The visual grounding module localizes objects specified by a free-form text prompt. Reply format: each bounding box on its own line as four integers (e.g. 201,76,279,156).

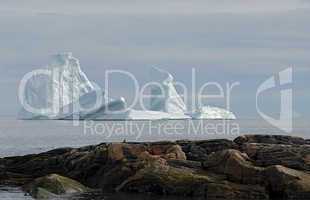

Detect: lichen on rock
24,174,89,199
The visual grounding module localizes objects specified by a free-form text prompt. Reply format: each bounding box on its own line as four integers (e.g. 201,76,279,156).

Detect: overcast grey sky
0,0,309,119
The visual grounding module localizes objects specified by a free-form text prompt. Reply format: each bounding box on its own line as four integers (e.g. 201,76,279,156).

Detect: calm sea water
0,119,309,199
0,119,309,157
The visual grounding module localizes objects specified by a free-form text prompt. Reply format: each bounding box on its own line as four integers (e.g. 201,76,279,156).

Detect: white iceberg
47,52,94,108
19,53,236,120
190,106,236,120
149,67,235,120
83,97,188,120
19,53,91,119
149,67,190,119
18,53,190,120
19,53,125,120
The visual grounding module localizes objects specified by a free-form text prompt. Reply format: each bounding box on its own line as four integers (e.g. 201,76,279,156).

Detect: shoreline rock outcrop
23,174,89,199
0,134,309,199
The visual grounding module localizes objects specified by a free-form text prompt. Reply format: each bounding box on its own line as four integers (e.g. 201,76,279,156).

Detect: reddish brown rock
162,145,186,160
203,149,264,184
107,143,124,161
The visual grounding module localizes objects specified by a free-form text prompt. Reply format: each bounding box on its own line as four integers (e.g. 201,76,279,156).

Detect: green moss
26,174,89,198
127,166,211,196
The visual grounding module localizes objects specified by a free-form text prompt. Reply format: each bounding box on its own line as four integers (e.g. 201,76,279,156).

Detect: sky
0,0,309,120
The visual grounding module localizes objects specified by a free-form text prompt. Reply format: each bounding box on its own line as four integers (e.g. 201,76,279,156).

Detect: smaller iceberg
149,67,190,119
190,106,236,119
149,67,235,120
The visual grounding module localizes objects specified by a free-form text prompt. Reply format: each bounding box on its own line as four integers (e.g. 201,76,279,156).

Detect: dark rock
178,139,238,161
0,172,33,186
180,143,208,161
194,139,239,153
98,161,141,191
167,159,202,169
241,143,310,171
117,158,268,200
234,135,307,145
264,165,310,200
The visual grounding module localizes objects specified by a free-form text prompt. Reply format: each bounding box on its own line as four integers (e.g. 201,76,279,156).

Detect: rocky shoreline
1,134,310,199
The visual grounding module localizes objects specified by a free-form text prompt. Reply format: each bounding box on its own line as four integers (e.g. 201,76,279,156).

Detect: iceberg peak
19,53,95,119
47,52,94,108
50,52,73,66
149,67,187,114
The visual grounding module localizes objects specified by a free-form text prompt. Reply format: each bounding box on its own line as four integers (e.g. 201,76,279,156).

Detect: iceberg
83,97,189,120
19,53,188,120
190,106,236,120
47,52,94,108
19,53,236,120
149,67,236,120
19,53,125,120
91,109,181,120
19,53,93,119
149,67,189,119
